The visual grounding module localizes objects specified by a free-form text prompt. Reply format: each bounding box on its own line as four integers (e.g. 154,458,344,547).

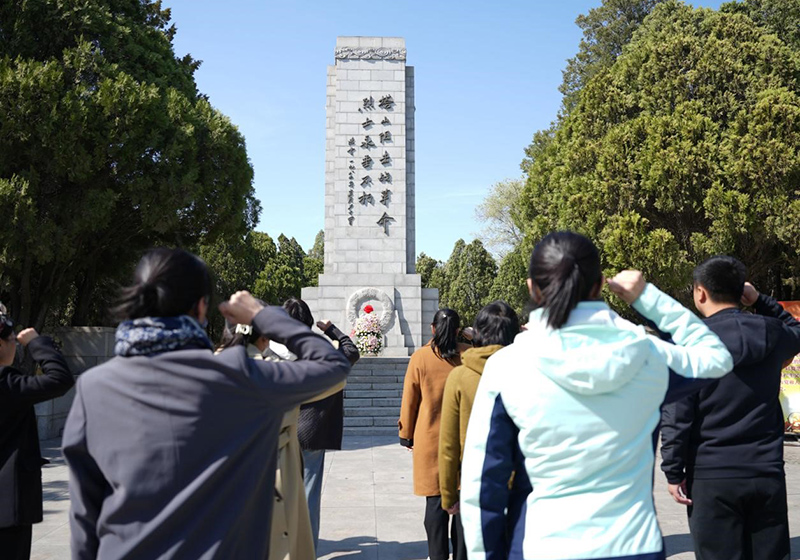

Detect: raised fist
607,270,646,305
219,291,264,326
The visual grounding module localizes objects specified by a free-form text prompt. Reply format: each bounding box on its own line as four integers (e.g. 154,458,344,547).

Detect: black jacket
0,336,73,527
298,324,360,450
661,294,800,483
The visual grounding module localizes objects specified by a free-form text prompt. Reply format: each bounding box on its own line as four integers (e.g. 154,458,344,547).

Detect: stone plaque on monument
301,37,438,356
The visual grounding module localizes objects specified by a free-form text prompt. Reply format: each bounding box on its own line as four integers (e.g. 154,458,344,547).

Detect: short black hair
693,256,746,305
473,301,520,348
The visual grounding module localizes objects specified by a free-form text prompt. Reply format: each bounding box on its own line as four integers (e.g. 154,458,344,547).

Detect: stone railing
34,327,116,440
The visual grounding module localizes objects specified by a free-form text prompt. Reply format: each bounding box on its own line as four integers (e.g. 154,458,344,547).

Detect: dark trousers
424,496,467,560
688,476,789,560
0,524,32,560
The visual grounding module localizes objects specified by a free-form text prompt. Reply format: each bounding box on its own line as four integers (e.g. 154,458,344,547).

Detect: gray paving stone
31,437,800,560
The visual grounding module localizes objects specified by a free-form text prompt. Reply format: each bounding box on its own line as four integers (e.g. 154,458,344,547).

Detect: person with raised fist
460,231,734,560
62,248,350,559
0,303,73,560
661,256,800,560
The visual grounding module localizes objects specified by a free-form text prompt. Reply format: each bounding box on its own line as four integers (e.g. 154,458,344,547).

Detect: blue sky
164,0,724,261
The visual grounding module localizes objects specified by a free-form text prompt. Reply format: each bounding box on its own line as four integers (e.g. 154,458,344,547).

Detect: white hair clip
235,324,253,336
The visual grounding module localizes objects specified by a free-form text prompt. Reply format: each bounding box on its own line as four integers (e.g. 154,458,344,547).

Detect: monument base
302,273,438,356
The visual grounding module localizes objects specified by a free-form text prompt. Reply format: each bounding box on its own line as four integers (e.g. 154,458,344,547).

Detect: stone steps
342,356,409,436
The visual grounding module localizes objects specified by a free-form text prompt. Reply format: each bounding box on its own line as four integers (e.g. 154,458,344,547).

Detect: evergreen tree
560,0,665,114
723,0,800,51
303,230,325,288
489,243,532,318
0,0,259,328
517,1,800,302
254,235,307,305
432,240,498,326
416,253,442,289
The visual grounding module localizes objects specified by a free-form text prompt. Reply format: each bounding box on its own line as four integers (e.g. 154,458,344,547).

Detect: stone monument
301,37,438,356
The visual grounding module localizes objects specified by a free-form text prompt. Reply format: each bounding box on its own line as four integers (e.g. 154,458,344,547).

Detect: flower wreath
345,287,394,331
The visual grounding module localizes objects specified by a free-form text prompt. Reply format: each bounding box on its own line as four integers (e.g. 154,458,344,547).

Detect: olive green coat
438,345,504,509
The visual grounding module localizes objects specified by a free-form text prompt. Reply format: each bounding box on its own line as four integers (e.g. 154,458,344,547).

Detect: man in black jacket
0,304,74,559
661,257,800,560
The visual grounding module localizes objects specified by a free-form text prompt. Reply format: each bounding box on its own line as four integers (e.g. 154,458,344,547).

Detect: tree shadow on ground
318,536,427,560
666,534,799,559
339,435,398,452
790,536,800,559
42,478,70,502
663,533,693,557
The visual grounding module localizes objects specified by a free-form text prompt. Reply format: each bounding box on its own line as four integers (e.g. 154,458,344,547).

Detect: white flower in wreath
346,287,394,332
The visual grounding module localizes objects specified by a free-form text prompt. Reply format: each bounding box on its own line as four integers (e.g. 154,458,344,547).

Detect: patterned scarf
115,316,213,357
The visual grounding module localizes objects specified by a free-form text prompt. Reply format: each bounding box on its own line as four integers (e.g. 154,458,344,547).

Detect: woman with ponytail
399,308,470,560
61,248,351,559
460,231,734,560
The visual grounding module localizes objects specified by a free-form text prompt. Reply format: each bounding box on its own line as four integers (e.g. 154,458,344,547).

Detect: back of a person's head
473,301,520,348
431,308,460,364
693,256,746,305
113,248,212,321
283,298,314,327
529,231,602,330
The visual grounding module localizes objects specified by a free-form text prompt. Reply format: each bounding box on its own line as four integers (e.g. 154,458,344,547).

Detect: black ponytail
528,232,602,330
431,308,461,365
112,248,212,321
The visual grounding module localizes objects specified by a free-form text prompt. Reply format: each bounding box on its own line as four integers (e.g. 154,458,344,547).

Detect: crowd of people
0,230,797,560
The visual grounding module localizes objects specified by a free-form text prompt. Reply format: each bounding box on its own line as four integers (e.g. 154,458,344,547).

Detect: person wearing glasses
0,303,74,559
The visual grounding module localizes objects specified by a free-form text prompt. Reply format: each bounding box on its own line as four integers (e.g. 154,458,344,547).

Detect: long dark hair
473,301,520,348
431,308,461,365
529,231,602,329
112,248,212,321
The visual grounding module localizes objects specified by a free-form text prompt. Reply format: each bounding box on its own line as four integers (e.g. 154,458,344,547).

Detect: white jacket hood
525,301,652,395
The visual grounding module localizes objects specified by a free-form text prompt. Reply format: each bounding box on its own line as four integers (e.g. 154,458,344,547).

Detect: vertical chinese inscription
342,82,398,229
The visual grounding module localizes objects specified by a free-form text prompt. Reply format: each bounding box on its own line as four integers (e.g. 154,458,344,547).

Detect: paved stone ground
31,437,800,559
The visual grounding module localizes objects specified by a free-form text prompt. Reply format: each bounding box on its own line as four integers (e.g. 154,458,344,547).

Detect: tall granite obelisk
301,37,438,356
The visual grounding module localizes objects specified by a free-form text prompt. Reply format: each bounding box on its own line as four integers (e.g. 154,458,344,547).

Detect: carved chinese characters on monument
377,212,395,235
348,160,355,225
346,91,397,231
359,192,374,206
379,95,394,109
